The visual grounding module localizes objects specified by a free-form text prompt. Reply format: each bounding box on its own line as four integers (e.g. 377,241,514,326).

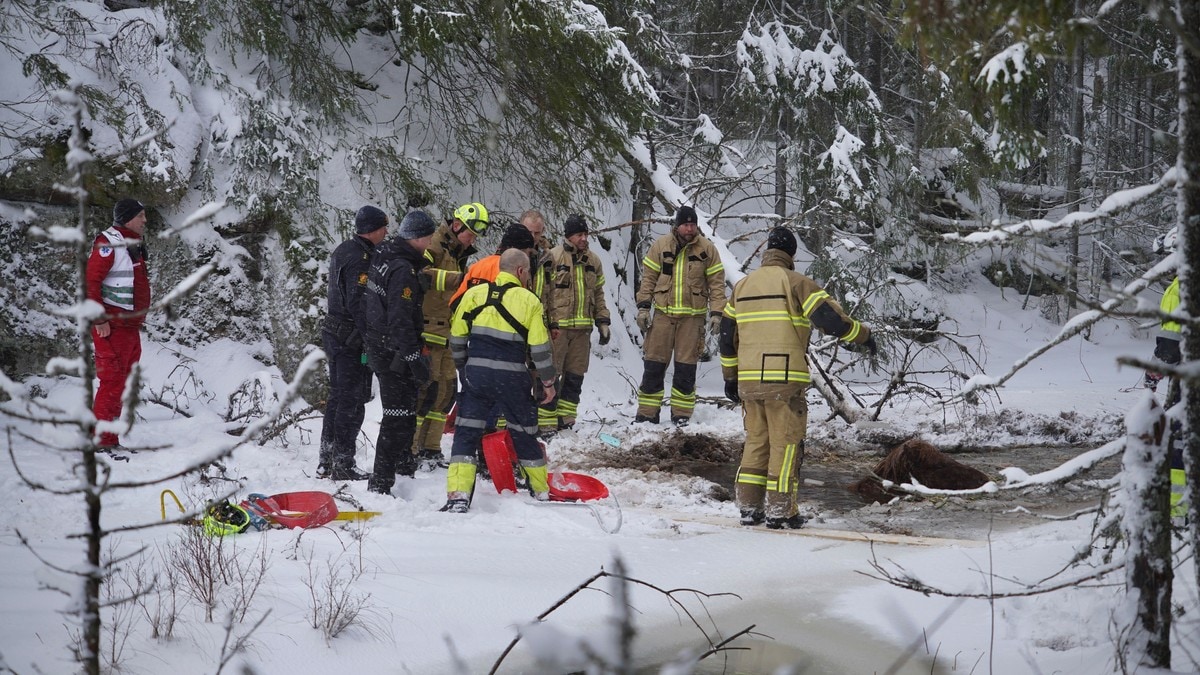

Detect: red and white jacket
86,225,150,328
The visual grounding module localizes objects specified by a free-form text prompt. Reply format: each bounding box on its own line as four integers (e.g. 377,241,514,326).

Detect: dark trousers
319,331,371,470
451,366,542,464
369,369,419,491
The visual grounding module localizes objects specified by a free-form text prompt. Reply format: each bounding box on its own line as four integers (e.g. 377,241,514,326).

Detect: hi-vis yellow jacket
421,223,476,345
546,240,610,329
636,232,726,317
719,249,870,400
1160,277,1181,339
449,271,556,383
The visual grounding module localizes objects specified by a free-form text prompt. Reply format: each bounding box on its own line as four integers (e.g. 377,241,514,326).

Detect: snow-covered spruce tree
899,0,1177,311
898,1,1197,668
0,1,192,375
380,0,661,215
0,81,320,675
1162,0,1200,614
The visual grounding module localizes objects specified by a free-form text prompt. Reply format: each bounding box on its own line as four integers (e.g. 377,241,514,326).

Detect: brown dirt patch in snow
591,431,1124,539
607,432,742,471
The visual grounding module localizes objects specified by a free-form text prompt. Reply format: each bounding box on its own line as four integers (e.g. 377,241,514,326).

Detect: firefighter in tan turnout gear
412,202,489,470
634,205,726,425
539,214,611,434
720,228,876,529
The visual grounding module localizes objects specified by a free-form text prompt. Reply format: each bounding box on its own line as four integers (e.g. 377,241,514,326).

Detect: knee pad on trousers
673,361,697,393
640,360,668,392
561,372,585,403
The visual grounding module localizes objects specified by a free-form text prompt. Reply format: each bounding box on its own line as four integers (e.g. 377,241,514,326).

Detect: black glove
864,335,878,357
411,353,432,383
724,380,740,404
598,324,611,346
391,351,430,381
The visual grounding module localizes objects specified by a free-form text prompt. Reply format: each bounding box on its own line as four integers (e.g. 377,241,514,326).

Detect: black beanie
499,222,536,251
766,227,798,257
396,210,436,240
355,205,388,234
113,198,144,227
674,205,698,227
564,214,588,238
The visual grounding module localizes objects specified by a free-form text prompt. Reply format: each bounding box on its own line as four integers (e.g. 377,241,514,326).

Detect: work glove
410,353,432,384
724,380,740,404
636,308,652,336
708,313,722,335
391,351,431,383
1144,369,1163,391
598,324,611,346
864,335,878,357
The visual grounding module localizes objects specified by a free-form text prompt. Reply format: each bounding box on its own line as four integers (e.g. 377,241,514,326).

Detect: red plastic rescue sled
480,430,609,502
242,491,339,529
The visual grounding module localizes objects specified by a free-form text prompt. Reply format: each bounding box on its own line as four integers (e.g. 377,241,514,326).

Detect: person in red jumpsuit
86,198,151,449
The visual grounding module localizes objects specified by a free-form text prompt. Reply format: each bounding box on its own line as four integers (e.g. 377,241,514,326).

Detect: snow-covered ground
3,266,1196,674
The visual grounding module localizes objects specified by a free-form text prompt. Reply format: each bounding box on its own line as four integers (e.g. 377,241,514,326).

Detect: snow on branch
944,168,1177,244
954,263,1174,401
977,42,1042,89
158,201,226,238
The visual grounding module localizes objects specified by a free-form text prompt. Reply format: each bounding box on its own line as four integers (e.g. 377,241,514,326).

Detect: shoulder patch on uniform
98,246,113,257
357,272,368,286
402,287,413,300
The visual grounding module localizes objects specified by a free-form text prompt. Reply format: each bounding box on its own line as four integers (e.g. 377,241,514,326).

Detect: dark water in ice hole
676,459,870,513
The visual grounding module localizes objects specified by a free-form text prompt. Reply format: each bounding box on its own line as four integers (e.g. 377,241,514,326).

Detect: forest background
1,0,1199,673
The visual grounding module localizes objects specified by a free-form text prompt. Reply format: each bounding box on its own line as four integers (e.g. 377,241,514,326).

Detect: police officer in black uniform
318,205,391,480
360,210,437,495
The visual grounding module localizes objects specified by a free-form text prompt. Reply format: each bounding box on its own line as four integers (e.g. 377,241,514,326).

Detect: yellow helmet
453,202,490,235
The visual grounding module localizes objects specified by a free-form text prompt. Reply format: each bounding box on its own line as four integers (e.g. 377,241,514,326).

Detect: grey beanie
397,210,437,240
355,205,388,234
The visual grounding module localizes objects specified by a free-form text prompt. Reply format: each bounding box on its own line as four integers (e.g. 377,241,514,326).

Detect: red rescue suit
86,225,150,447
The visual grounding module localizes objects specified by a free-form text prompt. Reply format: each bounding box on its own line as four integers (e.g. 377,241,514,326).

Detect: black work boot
739,509,765,526
765,514,807,530
633,413,660,424
330,465,370,481
395,454,418,477
366,479,394,497
671,416,690,427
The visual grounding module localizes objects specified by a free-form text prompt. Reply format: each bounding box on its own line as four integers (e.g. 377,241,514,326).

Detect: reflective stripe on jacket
719,249,869,400
636,232,726,316
450,271,556,383
86,225,150,328
546,241,610,329
421,224,475,345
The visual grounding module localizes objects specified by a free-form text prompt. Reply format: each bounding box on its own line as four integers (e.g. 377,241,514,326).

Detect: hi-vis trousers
636,314,702,420
414,344,456,453
734,394,808,519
